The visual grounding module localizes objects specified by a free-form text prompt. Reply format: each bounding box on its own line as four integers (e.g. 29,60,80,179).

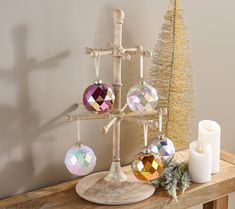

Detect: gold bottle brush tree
148,0,194,149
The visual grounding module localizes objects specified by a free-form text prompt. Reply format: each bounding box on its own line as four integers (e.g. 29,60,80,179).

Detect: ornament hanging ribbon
143,122,148,148
76,118,81,146
94,53,101,79
159,108,163,133
140,54,144,80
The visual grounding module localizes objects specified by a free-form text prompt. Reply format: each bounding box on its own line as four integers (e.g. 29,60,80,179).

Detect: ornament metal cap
75,142,83,147
94,79,103,85
143,147,151,154
157,133,165,141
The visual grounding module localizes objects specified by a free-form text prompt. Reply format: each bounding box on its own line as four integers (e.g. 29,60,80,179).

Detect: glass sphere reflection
127,81,158,113
64,144,96,176
83,81,115,113
131,150,163,181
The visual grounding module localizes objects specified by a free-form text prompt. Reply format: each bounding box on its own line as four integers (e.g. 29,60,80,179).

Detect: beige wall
0,0,234,207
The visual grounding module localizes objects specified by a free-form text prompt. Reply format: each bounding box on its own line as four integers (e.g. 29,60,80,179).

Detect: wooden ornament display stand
65,9,161,205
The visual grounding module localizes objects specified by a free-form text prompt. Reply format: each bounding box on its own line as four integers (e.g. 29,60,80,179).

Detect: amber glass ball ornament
131,149,164,182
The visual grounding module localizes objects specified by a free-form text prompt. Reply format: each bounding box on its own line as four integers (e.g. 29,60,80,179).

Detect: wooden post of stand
104,9,127,182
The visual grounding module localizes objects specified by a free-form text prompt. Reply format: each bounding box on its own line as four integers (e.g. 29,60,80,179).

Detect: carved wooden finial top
113,9,124,24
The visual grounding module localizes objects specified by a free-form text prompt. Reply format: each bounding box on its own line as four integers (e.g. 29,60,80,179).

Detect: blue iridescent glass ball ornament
148,134,175,166
64,144,96,176
127,81,158,113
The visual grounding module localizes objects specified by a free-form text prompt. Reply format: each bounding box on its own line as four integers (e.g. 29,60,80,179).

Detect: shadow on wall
0,25,77,199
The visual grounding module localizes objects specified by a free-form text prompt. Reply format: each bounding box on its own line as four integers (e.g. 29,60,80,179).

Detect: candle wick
207,124,214,132
198,146,203,153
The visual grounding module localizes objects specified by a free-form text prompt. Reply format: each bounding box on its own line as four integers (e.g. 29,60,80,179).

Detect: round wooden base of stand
76,171,156,205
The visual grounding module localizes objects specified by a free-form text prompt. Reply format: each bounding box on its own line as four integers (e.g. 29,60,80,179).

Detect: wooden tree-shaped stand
66,9,161,205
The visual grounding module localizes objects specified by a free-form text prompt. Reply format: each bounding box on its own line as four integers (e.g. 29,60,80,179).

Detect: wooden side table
0,150,234,209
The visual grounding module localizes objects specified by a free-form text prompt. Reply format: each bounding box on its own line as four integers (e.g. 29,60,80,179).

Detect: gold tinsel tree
148,0,194,149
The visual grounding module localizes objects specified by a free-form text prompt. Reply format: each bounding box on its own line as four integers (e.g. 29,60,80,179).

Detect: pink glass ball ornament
64,144,96,176
83,80,115,113
127,81,158,113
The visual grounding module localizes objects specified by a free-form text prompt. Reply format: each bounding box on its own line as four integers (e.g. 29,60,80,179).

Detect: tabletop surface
0,150,235,209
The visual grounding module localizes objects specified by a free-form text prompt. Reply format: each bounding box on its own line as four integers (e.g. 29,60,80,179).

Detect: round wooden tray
76,171,156,205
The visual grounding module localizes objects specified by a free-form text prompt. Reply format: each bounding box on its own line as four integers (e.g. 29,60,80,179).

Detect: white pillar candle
189,141,212,183
198,120,221,174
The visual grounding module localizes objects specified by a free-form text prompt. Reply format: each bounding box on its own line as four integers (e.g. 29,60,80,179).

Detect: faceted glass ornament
127,81,158,113
131,150,164,181
83,81,115,113
148,136,175,166
64,144,96,176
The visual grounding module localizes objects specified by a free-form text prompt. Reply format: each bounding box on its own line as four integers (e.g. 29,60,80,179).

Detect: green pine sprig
152,161,191,202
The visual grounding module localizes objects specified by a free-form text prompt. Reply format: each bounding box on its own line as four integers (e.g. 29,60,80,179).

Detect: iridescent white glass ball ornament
64,144,96,176
148,134,175,167
127,81,158,113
